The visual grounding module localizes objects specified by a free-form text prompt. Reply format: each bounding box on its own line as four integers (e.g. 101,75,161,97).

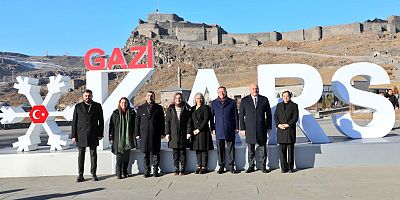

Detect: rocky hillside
2,23,400,108
0,53,84,106
125,32,400,105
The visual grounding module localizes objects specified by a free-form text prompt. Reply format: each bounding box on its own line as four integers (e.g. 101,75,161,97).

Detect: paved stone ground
1,165,400,200
1,118,400,199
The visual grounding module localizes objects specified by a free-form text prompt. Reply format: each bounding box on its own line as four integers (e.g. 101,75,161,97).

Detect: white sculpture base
1,135,400,178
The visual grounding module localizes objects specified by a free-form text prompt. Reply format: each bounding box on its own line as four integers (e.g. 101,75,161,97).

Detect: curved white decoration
258,64,330,144
331,62,395,138
188,69,220,106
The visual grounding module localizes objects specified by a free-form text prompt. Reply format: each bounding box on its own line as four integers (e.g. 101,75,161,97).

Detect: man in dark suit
72,89,104,182
239,83,272,173
210,86,239,174
274,91,299,173
135,91,165,178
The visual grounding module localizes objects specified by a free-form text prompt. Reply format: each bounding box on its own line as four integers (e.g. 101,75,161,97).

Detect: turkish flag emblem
29,105,49,124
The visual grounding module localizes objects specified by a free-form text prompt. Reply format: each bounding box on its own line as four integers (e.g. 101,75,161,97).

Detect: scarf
118,108,132,153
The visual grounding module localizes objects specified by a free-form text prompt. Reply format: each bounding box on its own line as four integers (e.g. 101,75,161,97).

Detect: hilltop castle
132,13,400,45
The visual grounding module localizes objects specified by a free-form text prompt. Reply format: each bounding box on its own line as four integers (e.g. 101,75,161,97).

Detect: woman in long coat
109,97,136,179
165,92,192,175
274,91,299,173
190,92,214,174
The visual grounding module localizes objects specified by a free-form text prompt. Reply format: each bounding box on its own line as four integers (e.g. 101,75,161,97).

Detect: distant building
160,87,191,109
134,13,227,45
69,79,85,90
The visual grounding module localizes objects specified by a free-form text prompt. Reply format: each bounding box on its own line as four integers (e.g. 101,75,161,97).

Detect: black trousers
172,148,186,171
279,143,295,171
247,143,267,169
217,139,235,168
78,146,97,176
116,150,131,176
143,152,160,172
195,150,208,168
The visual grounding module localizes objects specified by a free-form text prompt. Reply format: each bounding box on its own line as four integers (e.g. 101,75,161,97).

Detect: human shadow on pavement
14,188,105,200
0,188,25,195
97,174,114,181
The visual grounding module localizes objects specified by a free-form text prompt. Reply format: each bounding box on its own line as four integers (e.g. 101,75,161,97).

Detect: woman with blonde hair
189,93,214,174
393,86,399,99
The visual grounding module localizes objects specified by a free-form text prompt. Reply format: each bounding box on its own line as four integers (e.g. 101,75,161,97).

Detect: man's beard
84,98,92,104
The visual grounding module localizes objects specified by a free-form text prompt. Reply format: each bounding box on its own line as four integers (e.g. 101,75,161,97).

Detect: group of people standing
71,84,299,182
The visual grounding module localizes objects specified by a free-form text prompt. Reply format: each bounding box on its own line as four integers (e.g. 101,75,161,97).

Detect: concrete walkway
1,165,400,200
2,118,400,199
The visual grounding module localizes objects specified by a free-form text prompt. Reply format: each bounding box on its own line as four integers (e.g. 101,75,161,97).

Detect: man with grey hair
239,83,272,173
210,86,239,174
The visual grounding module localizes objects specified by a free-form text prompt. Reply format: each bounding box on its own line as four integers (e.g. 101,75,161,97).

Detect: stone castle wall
222,32,280,45
176,26,206,41
322,23,362,38
304,26,322,41
135,13,400,45
388,16,400,32
147,13,183,23
363,22,387,33
281,29,305,41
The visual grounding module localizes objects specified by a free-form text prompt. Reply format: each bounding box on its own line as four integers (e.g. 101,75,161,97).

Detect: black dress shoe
230,169,237,174
245,167,255,173
281,170,288,173
123,174,131,178
288,169,295,173
179,168,185,174
195,168,201,174
117,175,122,179
143,171,151,178
261,168,269,173
92,175,99,181
76,176,84,182
217,167,225,174
174,169,179,176
153,169,160,177
200,168,208,174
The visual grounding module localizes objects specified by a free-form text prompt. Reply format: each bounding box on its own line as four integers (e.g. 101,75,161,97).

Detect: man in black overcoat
72,89,104,182
274,91,299,173
386,89,399,109
135,91,165,177
239,83,272,173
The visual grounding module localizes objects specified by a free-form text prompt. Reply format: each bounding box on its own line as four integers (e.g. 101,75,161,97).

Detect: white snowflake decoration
0,75,75,151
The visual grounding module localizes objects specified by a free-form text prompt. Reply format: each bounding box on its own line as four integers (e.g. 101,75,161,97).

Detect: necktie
253,97,257,108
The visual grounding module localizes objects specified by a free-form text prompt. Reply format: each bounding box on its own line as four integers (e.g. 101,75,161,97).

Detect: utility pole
177,66,182,88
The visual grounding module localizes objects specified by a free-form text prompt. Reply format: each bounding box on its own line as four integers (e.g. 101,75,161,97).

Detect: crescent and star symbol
29,105,49,124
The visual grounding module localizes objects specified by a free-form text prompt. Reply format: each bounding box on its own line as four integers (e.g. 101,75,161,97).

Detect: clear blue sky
1,0,399,56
